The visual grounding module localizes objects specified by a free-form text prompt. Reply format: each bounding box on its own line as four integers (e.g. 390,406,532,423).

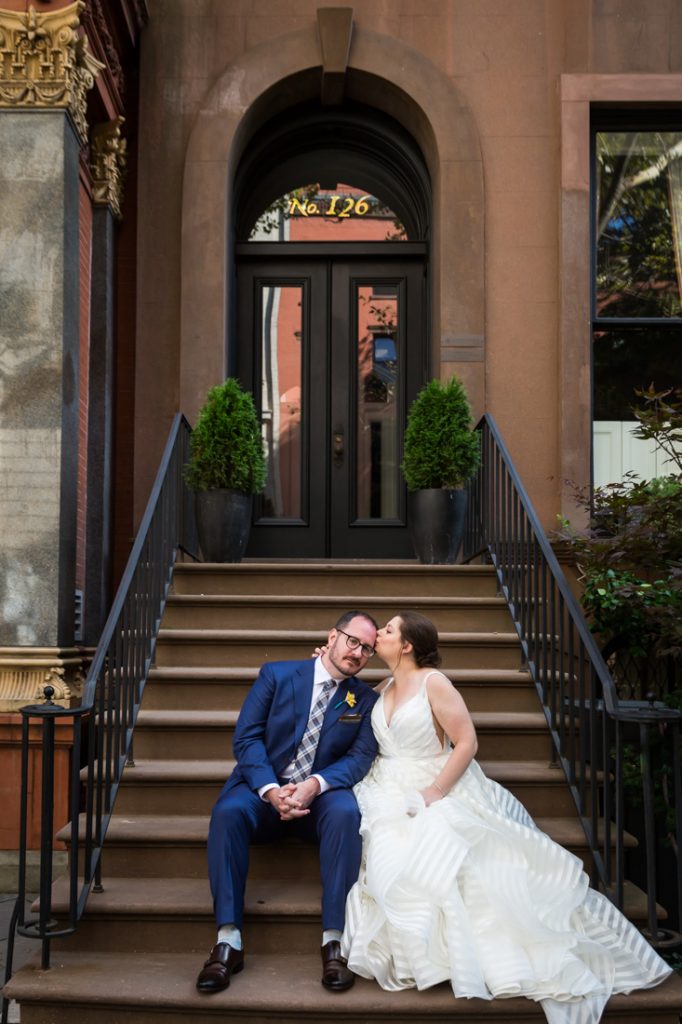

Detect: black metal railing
462,413,682,947
3,415,198,1018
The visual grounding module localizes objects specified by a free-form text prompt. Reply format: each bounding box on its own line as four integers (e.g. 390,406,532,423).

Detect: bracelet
433,780,445,797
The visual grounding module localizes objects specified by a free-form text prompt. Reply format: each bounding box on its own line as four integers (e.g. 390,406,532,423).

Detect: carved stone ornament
0,1,104,142
91,116,127,218
0,646,86,711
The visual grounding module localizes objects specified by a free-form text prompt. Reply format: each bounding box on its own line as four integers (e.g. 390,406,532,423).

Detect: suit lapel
291,661,315,749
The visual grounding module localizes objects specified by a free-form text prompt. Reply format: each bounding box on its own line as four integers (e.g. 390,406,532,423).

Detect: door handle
333,430,344,464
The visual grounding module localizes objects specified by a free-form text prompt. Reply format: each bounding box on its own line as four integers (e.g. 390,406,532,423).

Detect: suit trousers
207,781,363,932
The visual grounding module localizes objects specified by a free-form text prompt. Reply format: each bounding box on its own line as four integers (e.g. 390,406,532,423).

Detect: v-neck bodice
373,673,448,759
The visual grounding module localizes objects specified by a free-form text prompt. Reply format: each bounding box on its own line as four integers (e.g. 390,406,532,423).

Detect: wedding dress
341,673,672,1024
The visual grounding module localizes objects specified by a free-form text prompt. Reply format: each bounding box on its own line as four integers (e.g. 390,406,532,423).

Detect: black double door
237,245,427,558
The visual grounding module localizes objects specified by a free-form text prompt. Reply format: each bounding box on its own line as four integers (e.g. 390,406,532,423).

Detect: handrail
3,414,198,1014
462,413,682,946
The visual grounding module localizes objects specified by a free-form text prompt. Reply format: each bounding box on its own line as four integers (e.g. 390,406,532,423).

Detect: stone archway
180,17,484,423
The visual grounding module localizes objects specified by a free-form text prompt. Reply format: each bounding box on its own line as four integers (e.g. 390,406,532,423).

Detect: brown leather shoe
196,943,244,993
321,940,354,991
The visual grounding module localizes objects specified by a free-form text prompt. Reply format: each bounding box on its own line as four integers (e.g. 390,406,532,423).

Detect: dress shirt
258,657,343,801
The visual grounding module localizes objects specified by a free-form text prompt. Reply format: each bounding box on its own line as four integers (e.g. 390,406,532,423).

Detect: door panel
330,262,424,557
237,254,425,558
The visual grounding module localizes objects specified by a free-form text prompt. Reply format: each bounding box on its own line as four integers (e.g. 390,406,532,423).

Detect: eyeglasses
337,629,375,658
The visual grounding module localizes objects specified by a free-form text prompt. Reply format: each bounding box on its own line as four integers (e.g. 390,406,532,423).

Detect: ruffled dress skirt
341,682,672,1024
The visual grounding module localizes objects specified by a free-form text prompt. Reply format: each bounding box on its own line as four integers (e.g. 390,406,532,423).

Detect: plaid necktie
289,679,335,783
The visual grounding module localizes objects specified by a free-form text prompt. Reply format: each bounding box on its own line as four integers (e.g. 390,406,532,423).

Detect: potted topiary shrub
401,376,480,563
185,378,266,562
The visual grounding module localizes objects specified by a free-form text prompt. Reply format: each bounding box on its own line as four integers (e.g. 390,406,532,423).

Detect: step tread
6,950,681,1017
157,628,520,644
58,812,637,849
147,666,534,683
132,710,547,730
109,758,568,785
175,561,497,574
46,874,668,923
166,594,508,607
48,875,318,916
85,759,237,782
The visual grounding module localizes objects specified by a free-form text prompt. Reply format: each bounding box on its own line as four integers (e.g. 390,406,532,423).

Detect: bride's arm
420,673,478,806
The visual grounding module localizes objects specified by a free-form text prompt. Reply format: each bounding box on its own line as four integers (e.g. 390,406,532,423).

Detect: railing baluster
460,413,681,947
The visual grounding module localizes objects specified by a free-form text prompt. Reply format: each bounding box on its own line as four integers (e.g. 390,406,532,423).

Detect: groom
196,610,379,994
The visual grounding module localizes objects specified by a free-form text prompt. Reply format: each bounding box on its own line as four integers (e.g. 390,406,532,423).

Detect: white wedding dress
341,674,672,1024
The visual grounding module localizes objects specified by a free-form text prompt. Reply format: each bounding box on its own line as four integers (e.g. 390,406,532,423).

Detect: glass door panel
330,260,424,558
355,284,399,520
259,284,303,521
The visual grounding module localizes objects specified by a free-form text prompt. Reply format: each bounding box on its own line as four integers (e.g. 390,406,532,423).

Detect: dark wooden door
237,247,426,558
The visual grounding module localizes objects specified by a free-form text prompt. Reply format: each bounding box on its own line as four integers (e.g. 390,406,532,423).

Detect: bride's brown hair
397,611,442,668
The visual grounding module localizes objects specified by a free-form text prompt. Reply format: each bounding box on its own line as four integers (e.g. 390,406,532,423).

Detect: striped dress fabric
341,673,672,1024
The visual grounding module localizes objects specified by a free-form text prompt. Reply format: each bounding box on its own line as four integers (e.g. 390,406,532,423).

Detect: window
592,113,682,485
249,183,407,241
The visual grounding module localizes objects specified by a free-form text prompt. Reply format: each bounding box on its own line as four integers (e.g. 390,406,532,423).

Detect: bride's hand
420,784,445,807
312,643,329,657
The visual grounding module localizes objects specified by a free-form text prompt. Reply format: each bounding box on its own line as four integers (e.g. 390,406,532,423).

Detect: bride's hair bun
417,648,442,668
397,611,442,668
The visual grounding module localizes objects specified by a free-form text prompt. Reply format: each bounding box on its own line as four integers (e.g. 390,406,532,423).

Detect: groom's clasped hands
267,779,317,819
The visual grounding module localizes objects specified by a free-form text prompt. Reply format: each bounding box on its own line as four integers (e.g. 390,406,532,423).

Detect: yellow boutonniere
334,690,357,710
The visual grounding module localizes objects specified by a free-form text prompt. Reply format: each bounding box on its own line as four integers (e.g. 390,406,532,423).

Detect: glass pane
593,327,682,420
260,285,303,519
249,183,407,241
356,285,399,519
595,131,682,317
592,327,682,485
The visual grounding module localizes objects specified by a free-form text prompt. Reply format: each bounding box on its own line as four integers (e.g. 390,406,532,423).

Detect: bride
340,611,672,1024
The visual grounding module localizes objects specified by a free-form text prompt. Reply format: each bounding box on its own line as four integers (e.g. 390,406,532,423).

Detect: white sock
322,928,342,946
218,924,242,950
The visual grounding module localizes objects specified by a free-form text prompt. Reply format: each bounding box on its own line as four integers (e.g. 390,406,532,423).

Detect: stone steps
154,629,523,669
128,708,554,761
170,561,501,597
58,812,637,881
107,757,577,817
7,951,682,1024
162,593,513,631
7,560,677,1024
143,666,539,712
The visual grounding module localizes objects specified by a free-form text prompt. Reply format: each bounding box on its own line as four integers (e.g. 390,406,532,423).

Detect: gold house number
288,195,371,218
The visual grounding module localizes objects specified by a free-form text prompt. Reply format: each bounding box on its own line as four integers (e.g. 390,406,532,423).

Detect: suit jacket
227,659,379,793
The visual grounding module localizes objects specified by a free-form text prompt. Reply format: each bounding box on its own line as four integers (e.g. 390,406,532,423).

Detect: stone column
0,2,103,707
83,117,126,644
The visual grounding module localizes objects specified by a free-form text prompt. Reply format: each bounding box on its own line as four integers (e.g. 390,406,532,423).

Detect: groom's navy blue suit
208,658,379,932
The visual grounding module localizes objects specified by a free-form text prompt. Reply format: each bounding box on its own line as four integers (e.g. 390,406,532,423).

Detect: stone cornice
0,1,104,142
90,115,127,218
0,646,87,710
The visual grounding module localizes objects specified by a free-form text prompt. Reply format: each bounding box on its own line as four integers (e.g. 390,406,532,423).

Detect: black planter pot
195,489,253,562
408,488,467,564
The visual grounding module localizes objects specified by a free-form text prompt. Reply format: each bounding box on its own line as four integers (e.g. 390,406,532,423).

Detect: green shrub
401,376,480,491
185,379,266,494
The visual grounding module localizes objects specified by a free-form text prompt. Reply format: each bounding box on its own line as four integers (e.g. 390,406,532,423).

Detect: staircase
5,561,682,1023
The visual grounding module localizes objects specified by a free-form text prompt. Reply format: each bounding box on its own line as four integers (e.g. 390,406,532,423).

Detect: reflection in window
593,327,682,485
356,285,399,519
596,132,682,317
259,285,303,520
249,183,407,241
594,329,682,420
593,128,682,486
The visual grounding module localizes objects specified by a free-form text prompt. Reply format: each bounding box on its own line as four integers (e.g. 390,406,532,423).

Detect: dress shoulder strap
378,676,394,695
421,670,443,691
